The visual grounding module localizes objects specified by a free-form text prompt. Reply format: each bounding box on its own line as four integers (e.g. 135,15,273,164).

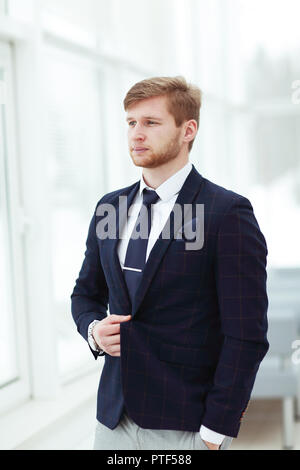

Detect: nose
131,122,146,142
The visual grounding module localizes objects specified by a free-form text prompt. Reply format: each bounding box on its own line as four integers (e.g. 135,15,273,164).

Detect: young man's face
126,95,184,169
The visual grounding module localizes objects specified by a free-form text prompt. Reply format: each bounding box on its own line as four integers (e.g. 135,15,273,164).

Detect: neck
142,155,189,189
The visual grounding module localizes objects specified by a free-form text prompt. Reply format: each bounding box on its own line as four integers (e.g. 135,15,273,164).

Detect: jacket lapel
131,165,204,318
104,181,140,313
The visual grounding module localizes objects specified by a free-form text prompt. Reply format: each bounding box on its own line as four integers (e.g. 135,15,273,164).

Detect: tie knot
142,188,160,207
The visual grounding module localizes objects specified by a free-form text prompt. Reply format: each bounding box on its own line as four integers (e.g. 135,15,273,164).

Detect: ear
183,119,197,144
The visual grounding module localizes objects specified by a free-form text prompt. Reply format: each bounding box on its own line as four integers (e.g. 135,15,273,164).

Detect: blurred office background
0,0,300,450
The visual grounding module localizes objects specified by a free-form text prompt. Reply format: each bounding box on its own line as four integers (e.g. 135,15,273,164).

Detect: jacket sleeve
201,195,269,437
71,202,109,359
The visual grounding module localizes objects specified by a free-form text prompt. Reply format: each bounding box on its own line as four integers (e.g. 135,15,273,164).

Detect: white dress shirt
118,162,192,266
89,161,226,446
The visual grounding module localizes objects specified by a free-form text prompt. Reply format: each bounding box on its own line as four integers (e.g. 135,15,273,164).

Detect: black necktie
123,188,160,303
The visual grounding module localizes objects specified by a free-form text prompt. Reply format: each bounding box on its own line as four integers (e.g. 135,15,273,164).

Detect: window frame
0,41,31,415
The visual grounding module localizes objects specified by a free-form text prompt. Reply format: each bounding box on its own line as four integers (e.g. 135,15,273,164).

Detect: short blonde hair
123,76,202,151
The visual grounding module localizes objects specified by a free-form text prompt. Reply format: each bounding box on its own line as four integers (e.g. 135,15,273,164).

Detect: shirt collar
139,161,192,202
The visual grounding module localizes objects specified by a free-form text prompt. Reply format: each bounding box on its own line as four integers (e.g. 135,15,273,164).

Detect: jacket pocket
159,342,216,368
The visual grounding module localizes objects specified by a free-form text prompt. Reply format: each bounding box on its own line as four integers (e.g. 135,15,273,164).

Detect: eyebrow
126,116,163,122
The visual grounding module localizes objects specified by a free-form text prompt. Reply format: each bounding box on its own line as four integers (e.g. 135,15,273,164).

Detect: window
0,65,18,389
0,0,8,15
0,41,30,413
43,45,106,379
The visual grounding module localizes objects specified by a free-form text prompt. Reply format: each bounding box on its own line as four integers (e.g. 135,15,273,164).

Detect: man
71,76,269,451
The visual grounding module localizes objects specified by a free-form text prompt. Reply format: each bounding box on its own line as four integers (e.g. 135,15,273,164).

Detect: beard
130,131,182,169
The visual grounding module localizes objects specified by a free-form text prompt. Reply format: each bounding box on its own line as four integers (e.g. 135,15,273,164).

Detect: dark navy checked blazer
71,164,269,438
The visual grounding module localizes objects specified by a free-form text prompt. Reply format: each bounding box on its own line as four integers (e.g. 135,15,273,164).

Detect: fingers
100,336,121,356
94,315,131,357
98,316,131,336
102,323,121,336
102,334,120,346
108,314,132,324
107,344,121,356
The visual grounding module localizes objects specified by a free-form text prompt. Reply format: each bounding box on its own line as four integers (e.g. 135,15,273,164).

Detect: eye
146,120,157,125
128,121,136,127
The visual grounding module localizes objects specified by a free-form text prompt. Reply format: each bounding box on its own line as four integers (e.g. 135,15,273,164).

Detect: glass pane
0,0,8,15
6,0,34,22
0,66,18,387
41,0,100,33
224,0,300,268
43,47,105,378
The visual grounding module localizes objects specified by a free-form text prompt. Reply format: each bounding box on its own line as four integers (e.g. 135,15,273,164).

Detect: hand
92,314,132,356
203,440,220,450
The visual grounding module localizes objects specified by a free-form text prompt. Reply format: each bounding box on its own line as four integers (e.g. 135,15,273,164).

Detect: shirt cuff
87,320,103,353
199,425,226,445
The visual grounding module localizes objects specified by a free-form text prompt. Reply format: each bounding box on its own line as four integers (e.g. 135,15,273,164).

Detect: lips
133,147,148,151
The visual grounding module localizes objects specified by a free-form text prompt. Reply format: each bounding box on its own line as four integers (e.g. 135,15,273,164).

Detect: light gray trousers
93,411,233,450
